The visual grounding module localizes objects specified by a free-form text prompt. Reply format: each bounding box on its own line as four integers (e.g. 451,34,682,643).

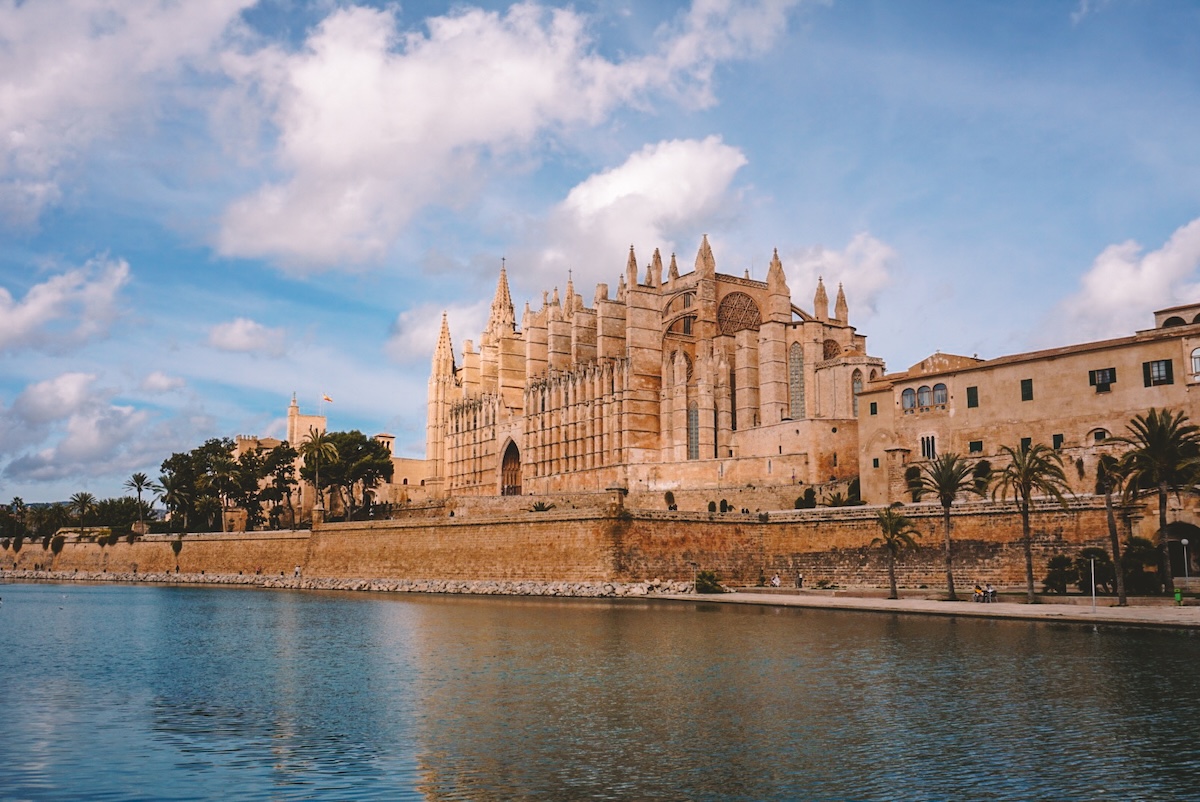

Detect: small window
1020,437,1032,452
1192,347,1200,376
1052,433,1064,450
966,386,979,408
1093,429,1109,442
869,401,878,416
933,383,948,406
917,385,932,408
1144,359,1174,387
902,388,916,413
872,457,880,468
1089,367,1116,393
968,440,983,454
1020,378,1034,401
920,435,937,459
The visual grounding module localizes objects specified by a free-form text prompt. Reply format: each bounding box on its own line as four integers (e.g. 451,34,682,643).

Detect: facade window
869,401,878,416
1020,437,1032,452
917,385,932,408
682,317,693,335
1052,433,1064,450
1144,359,1174,387
872,457,880,468
682,293,692,308
1192,347,1200,376
687,403,699,460
933,383,948,406
902,388,916,413
788,343,805,420
969,440,983,454
852,370,863,417
730,370,738,431
1093,429,1109,442
1089,367,1116,393
920,435,937,459
966,386,979,408
1020,378,1034,401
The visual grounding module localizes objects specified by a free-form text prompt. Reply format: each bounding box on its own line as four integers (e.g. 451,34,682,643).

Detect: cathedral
425,237,884,499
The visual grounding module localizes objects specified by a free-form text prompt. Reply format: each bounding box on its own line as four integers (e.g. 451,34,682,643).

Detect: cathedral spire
649,248,663,287
667,252,679,282
485,260,515,339
695,234,716,277
432,311,457,377
767,248,788,292
626,245,638,287
814,277,829,321
834,282,848,323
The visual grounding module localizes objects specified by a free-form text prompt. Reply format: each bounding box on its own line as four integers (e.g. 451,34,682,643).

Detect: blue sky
2,0,1199,502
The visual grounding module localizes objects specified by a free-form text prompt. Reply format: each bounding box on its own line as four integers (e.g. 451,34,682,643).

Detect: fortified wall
6,501,1136,590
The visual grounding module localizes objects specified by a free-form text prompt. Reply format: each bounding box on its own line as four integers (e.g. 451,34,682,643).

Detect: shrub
707,501,717,513
170,539,183,557
801,488,817,508
1043,554,1076,594
529,501,556,512
972,460,992,494
1074,547,1115,594
1122,537,1161,595
719,500,729,513
0,537,9,551
50,535,66,555
905,466,922,502
13,535,24,553
664,491,675,509
694,570,723,594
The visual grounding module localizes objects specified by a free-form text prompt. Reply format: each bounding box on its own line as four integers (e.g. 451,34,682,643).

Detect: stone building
857,303,1200,506
426,237,884,500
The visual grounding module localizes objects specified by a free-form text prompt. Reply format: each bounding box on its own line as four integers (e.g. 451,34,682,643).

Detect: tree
1075,547,1115,594
991,442,1073,603
155,473,193,533
915,453,982,601
872,505,920,599
1095,454,1129,605
263,442,299,529
70,492,96,537
1110,408,1200,595
124,473,152,535
1043,555,1075,594
299,427,338,512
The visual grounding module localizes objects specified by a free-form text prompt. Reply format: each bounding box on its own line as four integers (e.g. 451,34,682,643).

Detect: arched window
687,403,700,460
1163,316,1186,327
917,385,932,408
823,339,841,360
789,342,805,419
1191,347,1200,376
933,383,948,406
851,369,863,417
902,388,916,413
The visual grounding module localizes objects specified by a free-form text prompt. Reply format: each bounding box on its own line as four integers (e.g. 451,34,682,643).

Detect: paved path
659,591,1200,629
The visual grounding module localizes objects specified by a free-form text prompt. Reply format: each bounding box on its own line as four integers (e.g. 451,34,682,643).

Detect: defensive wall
3,499,1143,590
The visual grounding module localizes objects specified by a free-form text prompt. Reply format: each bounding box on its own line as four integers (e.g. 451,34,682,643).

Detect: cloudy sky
2,0,1199,502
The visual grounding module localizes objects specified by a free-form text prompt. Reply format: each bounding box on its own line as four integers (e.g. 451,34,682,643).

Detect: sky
2,0,1199,503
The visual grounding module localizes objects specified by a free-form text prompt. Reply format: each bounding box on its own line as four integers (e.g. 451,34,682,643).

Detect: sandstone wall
2,501,1124,591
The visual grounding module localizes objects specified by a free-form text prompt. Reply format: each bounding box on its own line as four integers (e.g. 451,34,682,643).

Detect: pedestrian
294,565,301,578
797,572,804,588
985,583,996,602
973,584,984,602
771,573,781,588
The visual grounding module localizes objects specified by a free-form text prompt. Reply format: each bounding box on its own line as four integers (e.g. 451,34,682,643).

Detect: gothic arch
717,292,761,334
789,342,805,419
501,440,521,496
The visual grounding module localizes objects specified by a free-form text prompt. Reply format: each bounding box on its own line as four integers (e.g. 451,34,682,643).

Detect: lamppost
1182,538,1190,593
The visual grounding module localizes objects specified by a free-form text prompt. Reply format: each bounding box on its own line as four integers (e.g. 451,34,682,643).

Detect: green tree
1043,554,1076,594
1121,536,1161,595
872,504,920,599
70,492,96,537
1095,454,1129,605
991,442,1073,603
92,497,153,540
299,427,338,512
155,472,193,533
263,442,299,529
915,453,982,601
1074,546,1116,594
1111,408,1200,595
124,472,152,535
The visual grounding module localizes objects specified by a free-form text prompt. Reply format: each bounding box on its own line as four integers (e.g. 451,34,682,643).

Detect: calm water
1,584,1198,801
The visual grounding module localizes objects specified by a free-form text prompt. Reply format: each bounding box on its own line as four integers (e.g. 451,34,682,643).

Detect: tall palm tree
991,442,1073,603
300,427,338,511
124,472,151,535
1096,454,1129,605
916,453,981,601
1110,408,1200,595
70,491,96,537
872,504,921,599
209,457,239,533
155,474,192,533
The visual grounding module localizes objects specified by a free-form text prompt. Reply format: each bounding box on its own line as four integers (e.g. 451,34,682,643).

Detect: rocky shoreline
0,569,695,598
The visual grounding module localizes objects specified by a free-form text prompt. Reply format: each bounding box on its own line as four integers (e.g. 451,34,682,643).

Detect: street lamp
1182,538,1190,593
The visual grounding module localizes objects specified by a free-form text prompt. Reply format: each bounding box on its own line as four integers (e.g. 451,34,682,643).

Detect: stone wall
2,500,1123,591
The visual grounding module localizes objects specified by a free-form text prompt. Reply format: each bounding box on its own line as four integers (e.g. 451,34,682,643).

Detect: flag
322,394,333,403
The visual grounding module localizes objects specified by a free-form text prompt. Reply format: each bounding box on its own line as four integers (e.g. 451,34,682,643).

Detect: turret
695,234,716,278
814,277,829,322
484,261,515,342
834,282,848,324
648,248,663,288
626,245,638,287
667,252,679,283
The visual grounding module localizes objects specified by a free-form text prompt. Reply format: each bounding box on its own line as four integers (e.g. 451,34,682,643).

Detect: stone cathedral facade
425,237,884,499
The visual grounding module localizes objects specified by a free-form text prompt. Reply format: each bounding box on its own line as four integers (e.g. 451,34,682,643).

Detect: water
1,584,1198,801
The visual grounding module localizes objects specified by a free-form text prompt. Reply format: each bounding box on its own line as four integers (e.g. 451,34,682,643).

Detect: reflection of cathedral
426,237,884,498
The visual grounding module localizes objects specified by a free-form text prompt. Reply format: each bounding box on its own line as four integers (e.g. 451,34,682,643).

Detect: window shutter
1165,360,1174,384
1088,370,1096,386
1111,367,1117,382
1144,362,1152,387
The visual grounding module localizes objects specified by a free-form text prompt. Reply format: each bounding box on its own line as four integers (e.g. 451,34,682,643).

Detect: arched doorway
501,441,521,496
1164,521,1200,584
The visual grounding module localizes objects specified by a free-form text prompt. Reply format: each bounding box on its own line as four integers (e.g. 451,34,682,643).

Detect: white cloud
1070,0,1115,25
522,136,748,290
782,233,898,322
0,0,253,225
0,257,129,352
4,403,155,483
386,300,490,366
11,372,97,425
1049,217,1200,343
216,1,799,269
140,371,185,393
208,318,287,357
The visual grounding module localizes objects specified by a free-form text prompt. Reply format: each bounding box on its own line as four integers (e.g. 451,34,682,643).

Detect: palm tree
1096,454,1129,605
155,474,192,533
1110,408,1200,595
916,453,981,601
991,442,1073,603
209,457,239,533
300,427,338,512
124,472,151,535
70,491,96,537
872,504,921,599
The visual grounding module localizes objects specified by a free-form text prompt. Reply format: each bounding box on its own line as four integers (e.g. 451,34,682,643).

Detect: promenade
674,589,1200,629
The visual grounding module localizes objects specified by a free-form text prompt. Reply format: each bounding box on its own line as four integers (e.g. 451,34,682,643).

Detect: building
425,237,883,500
857,303,1200,505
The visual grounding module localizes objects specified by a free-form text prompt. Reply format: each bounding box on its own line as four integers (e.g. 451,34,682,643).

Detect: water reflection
1,583,1198,800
